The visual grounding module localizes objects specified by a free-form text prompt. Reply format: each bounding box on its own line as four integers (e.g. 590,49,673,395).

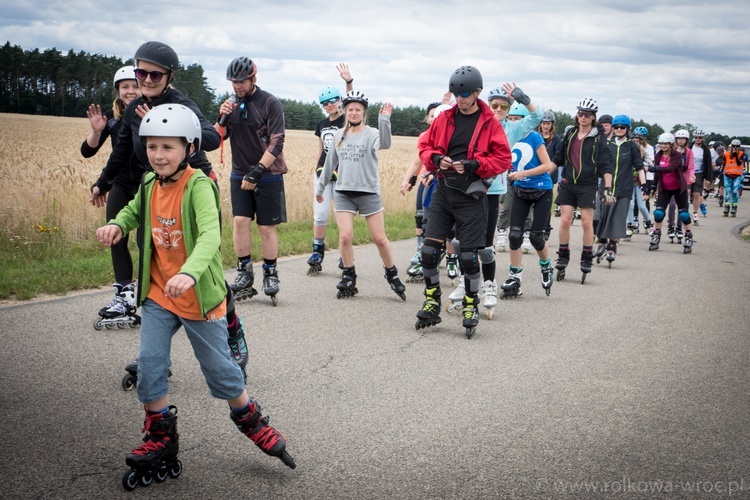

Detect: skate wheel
556,270,565,281
280,451,297,469
139,470,153,487
466,327,476,339
336,291,343,299
271,295,278,306
105,322,116,330
93,318,104,331
486,308,493,321
121,374,136,391
608,262,613,269
117,321,127,329
122,470,139,491
398,292,406,302
169,460,182,478
155,465,169,483
581,274,587,284
545,287,551,297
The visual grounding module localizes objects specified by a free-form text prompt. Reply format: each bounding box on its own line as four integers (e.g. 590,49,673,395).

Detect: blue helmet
508,102,529,118
633,126,648,136
487,86,512,103
612,114,631,128
318,86,341,104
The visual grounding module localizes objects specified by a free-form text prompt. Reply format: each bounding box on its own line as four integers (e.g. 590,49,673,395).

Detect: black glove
460,159,480,174
510,87,531,106
408,175,418,187
432,154,445,168
243,163,266,184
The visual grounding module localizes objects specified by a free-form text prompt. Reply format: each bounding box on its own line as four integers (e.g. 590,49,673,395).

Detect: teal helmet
487,86,512,103
508,102,529,118
318,86,341,104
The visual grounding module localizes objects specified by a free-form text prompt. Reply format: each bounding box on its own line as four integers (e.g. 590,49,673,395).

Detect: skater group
84,42,745,489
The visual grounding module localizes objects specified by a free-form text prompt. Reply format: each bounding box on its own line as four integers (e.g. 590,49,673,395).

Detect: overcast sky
3,0,749,137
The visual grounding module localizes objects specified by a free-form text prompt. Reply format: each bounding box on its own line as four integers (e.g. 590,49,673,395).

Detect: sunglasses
490,101,510,111
453,91,473,98
134,68,169,83
320,97,340,106
612,125,628,130
577,111,594,118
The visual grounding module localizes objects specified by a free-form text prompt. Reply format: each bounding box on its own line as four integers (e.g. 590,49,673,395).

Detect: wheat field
0,113,419,242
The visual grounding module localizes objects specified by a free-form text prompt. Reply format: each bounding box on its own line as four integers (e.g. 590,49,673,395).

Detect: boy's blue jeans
137,299,245,403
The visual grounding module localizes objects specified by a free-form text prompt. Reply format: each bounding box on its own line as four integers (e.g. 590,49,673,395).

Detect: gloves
602,187,615,206
432,154,445,168
510,87,531,105
460,159,480,174
243,163,266,184
408,175,418,187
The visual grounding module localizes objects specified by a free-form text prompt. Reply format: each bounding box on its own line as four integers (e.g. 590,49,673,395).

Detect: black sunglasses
577,111,593,118
612,125,628,130
134,68,169,83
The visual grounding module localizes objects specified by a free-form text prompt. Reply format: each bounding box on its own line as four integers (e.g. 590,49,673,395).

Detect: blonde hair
336,103,367,148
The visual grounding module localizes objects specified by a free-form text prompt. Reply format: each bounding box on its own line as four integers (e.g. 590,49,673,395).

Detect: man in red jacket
416,65,511,337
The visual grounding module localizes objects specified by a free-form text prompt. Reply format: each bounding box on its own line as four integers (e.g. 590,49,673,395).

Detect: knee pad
478,246,495,264
459,250,480,276
508,226,524,251
414,209,424,229
679,210,691,224
653,208,665,223
529,231,546,251
420,239,443,269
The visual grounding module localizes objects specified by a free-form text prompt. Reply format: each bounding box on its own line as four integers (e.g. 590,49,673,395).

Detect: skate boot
462,294,480,339
446,278,465,314
555,247,570,281
481,280,497,320
95,282,140,330
122,358,173,391
336,266,358,299
692,212,699,225
522,231,532,254
644,220,654,235
719,196,724,207
605,241,617,269
230,401,296,469
649,229,661,251
700,203,707,217
544,224,552,241
406,251,424,283
675,227,683,244
445,253,459,286
501,266,523,299
416,286,442,330
667,225,676,243
594,239,607,263
227,317,249,381
306,243,325,275
632,218,640,234
540,260,553,297
580,250,594,284
262,264,280,306
625,224,634,241
122,406,181,491
231,260,257,301
730,204,737,217
574,209,582,220
495,228,508,252
683,230,695,254
723,203,730,216
384,265,406,301
554,206,561,217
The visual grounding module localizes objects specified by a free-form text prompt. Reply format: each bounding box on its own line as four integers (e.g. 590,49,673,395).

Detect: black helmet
449,66,482,95
227,56,257,82
598,114,613,124
134,41,179,72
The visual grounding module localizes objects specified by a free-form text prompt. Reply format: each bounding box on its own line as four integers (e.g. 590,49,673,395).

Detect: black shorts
555,181,597,209
230,178,287,225
691,173,705,194
424,184,487,249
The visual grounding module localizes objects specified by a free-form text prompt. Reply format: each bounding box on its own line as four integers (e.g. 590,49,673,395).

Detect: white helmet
432,103,453,119
731,139,741,146
693,129,705,137
658,133,675,144
113,66,137,86
576,97,598,112
139,104,202,150
342,90,368,109
674,129,690,140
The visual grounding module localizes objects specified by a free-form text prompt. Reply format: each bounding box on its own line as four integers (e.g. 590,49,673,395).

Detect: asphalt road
1,205,749,499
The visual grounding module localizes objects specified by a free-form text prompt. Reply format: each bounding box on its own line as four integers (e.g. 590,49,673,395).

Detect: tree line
2,42,747,144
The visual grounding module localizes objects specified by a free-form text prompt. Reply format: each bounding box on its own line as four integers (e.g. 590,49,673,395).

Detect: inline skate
500,266,522,299
667,225,676,243
555,247,570,281
540,260,553,296
416,286,442,330
683,231,695,254
723,203,730,216
675,226,684,244
406,251,424,283
594,239,607,263
580,250,594,284
632,218,640,234
700,203,707,217
573,209,582,221
227,317,249,382
624,224,634,242
121,358,173,391
644,220,654,235
522,231,532,254
649,229,661,251
462,294,480,339
231,260,257,302
336,266,358,299
94,283,140,330
262,264,280,306
730,204,737,217
306,243,325,275
122,406,181,491
230,401,296,469
384,265,406,301
495,228,508,252
481,280,497,320
445,278,465,314
692,212,700,226
445,253,459,286
554,206,561,217
605,241,617,268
